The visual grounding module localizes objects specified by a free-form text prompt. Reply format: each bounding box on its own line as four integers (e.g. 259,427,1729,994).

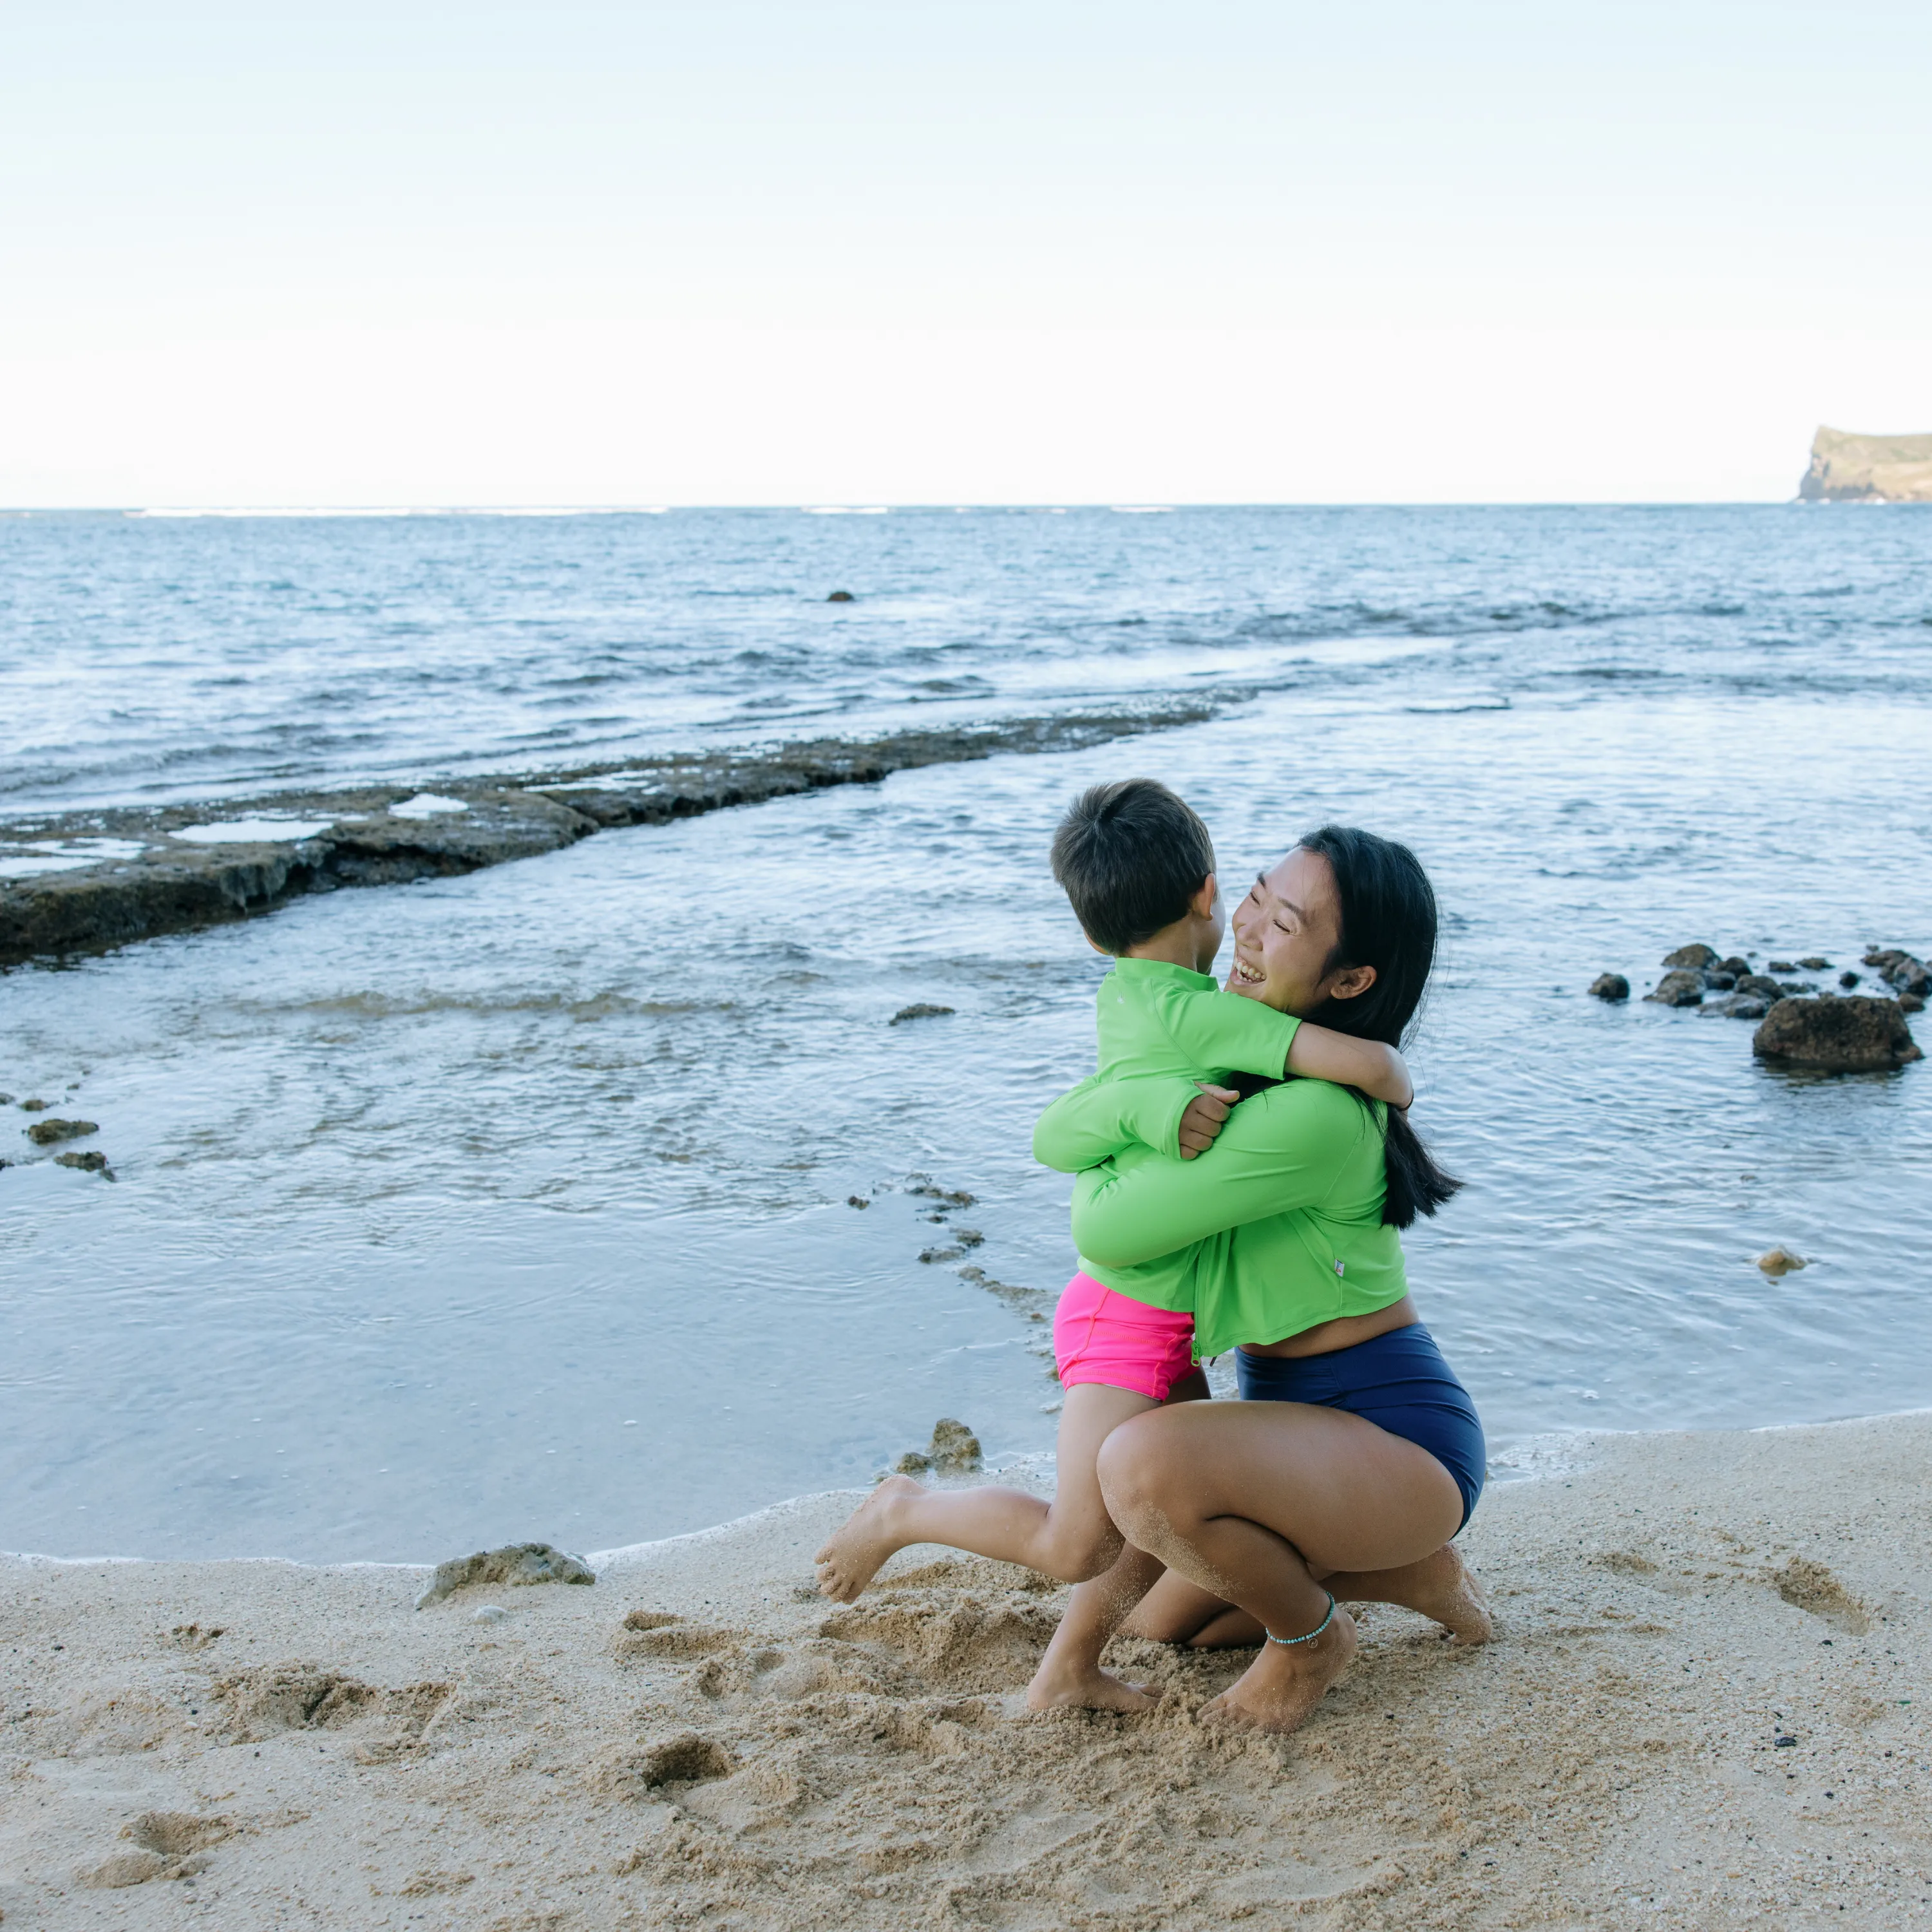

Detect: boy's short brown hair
1049,779,1216,955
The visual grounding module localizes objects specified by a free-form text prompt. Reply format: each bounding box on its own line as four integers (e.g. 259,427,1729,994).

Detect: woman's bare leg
815,1383,1155,1602
1097,1399,1463,1734
1323,1545,1492,1645
1127,1543,1490,1649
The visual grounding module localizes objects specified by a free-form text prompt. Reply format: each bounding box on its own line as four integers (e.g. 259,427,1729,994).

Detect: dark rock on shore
1588,973,1630,1001
1662,944,1719,969
2,707,1211,969
893,1417,984,1477
54,1150,111,1173
416,1542,596,1609
1717,956,1751,977
1840,971,1861,988
1768,960,1797,974
1752,996,1922,1072
1736,974,1785,1000
1645,970,1707,1007
25,1117,96,1145
1797,956,1832,971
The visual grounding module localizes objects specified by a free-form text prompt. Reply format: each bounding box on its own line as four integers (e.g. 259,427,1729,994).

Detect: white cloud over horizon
3,1,1928,506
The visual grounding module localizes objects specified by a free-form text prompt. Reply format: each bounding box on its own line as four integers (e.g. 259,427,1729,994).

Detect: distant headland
1798,425,1932,502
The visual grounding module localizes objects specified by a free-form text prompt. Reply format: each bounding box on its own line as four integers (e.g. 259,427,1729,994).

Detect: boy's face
1227,849,1347,1014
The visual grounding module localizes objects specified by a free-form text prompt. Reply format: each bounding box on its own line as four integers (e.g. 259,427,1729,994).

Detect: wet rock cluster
1591,942,1924,1073
891,1417,984,1477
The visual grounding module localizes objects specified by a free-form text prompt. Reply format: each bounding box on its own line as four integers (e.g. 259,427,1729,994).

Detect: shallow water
3,506,1929,1560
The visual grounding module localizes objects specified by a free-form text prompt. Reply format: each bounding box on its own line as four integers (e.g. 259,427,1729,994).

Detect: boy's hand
1178,1083,1238,1159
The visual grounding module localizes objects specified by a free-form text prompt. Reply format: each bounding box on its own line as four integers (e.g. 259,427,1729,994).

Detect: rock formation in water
0,705,1211,968
1797,426,1932,502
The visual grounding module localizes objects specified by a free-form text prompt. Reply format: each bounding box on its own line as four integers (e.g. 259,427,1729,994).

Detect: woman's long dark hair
1293,824,1461,1229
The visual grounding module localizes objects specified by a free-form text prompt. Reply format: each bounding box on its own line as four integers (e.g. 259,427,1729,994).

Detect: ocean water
2,505,1929,1563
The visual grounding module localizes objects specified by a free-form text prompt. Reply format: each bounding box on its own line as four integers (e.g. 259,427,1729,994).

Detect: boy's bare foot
1331,1544,1492,1645
1025,1657,1156,1714
814,1475,922,1602
1198,1604,1356,1735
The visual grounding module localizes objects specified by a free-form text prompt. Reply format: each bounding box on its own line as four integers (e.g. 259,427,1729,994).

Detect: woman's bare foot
1198,1604,1356,1735
1025,1656,1156,1714
814,1475,922,1602
1331,1544,1492,1645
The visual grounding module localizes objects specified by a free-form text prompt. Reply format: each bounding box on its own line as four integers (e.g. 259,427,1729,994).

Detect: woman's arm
1032,1074,1202,1172
1070,1080,1374,1267
1287,1025,1412,1109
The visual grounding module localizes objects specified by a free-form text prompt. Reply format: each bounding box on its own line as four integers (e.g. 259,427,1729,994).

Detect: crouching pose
816,782,1416,1714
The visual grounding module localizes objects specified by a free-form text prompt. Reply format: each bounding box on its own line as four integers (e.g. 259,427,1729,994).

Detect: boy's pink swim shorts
1052,1271,1195,1402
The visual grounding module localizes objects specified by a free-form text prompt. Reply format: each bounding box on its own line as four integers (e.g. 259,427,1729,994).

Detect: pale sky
3,1,1927,506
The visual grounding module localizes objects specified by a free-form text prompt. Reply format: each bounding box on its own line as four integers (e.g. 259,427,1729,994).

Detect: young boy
815,779,1409,1710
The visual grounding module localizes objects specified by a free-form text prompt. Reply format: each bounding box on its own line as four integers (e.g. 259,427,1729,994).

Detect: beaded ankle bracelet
1263,1591,1336,1647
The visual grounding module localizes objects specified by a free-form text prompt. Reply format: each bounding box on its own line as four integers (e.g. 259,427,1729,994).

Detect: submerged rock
53,1150,111,1173
1767,960,1797,974
891,1003,956,1025
1717,956,1752,977
1587,973,1630,1001
1864,949,1931,998
1752,996,1922,1073
1736,974,1785,1000
1661,943,1719,969
1797,956,1832,971
415,1542,595,1609
1644,970,1706,1007
1757,1246,1808,1276
826,590,857,603
1701,994,1768,1020
25,1117,96,1145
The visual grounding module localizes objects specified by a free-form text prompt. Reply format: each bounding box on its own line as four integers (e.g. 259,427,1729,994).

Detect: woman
1037,824,1490,1733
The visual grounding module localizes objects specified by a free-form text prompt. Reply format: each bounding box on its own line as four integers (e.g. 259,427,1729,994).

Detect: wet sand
3,1412,1927,1929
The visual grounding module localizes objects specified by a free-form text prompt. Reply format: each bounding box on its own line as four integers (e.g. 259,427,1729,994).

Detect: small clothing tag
1334,1259,1346,1276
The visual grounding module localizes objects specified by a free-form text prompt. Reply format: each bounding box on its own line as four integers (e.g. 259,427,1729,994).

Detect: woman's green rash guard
1034,1074,1409,1361
1027,957,1305,1318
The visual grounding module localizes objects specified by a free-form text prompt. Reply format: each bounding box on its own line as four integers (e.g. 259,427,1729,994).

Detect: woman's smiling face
1227,848,1376,1016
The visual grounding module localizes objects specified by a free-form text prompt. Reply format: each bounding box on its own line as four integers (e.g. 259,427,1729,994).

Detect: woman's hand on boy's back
1178,1083,1239,1159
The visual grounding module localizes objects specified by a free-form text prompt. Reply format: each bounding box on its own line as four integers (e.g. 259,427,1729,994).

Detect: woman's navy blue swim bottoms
1234,1323,1486,1531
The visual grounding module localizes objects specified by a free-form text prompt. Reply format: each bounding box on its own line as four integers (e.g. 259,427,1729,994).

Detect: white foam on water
171,818,336,844
387,793,469,820
802,506,890,515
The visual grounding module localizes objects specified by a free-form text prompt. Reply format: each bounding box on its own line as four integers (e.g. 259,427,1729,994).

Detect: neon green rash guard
1034,1072,1408,1361
1027,956,1303,1318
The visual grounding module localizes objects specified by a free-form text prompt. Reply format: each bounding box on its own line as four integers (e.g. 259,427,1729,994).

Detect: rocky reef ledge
0,705,1209,967
1797,424,1932,502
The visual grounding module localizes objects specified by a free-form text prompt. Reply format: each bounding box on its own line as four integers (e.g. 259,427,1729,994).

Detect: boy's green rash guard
1027,957,1304,1317
1036,1073,1408,1361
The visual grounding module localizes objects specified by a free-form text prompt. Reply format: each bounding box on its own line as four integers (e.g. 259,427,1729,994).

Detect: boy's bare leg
1023,1365,1213,1710
814,1383,1155,1602
1026,1543,1168,1710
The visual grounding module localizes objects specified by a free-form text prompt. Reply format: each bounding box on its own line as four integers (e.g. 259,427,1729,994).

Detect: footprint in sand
1766,1557,1872,1635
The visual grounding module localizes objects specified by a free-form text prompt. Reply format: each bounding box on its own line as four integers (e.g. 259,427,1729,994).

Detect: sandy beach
3,1412,1926,1930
